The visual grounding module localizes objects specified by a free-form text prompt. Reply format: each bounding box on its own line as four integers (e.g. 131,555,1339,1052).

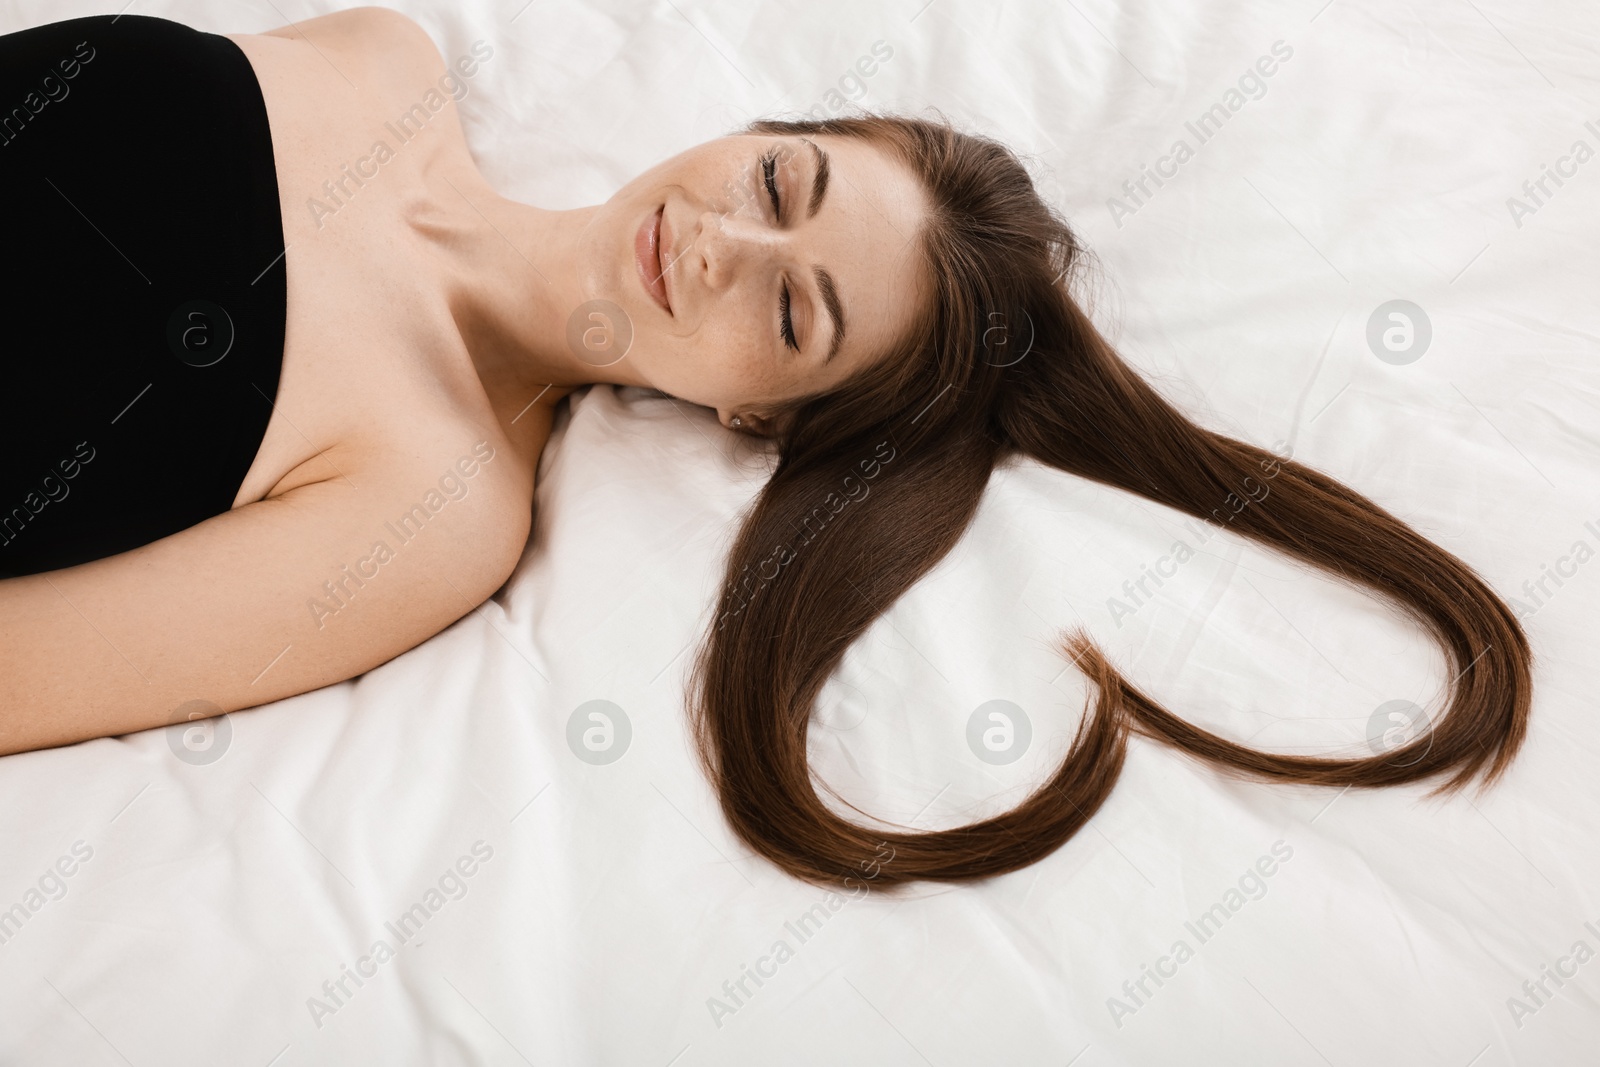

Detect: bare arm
0,464,527,756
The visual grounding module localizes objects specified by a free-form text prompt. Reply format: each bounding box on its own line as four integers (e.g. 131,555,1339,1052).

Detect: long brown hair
685,113,1533,890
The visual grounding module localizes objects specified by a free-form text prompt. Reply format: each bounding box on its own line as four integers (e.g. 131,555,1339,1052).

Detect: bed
3,0,1598,1063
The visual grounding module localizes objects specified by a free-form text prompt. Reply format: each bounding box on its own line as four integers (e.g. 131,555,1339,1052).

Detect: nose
692,208,784,291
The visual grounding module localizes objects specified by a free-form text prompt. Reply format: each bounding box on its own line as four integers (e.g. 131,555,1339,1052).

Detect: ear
719,409,776,438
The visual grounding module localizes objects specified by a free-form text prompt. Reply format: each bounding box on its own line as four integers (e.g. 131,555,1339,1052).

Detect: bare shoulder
234,7,472,105
256,6,444,64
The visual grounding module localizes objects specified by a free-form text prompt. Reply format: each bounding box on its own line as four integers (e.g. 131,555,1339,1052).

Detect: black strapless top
0,14,286,578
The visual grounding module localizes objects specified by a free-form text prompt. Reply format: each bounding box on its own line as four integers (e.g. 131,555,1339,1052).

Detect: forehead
746,131,931,372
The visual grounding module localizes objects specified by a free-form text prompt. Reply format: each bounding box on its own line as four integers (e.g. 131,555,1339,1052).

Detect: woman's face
576,132,932,434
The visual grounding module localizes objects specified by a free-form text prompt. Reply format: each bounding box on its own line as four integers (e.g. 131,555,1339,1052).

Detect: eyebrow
798,138,844,364
813,266,845,365
803,138,830,219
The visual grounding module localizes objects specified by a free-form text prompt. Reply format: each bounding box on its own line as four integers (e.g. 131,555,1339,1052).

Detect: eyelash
779,285,797,351
763,149,800,352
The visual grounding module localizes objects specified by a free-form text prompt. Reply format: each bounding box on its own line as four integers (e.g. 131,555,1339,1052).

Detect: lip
634,205,673,315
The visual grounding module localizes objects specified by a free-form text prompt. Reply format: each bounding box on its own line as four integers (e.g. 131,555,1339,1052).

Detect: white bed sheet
3,0,1599,1063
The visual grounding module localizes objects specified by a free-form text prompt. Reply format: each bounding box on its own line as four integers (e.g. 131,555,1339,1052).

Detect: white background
2,0,1598,1064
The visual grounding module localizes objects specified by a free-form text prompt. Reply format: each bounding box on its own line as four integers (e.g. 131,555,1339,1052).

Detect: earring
731,415,743,429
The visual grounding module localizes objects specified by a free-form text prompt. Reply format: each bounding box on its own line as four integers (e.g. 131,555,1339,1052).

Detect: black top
0,14,286,578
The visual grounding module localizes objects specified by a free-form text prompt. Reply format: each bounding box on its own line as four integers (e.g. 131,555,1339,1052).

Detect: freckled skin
549,133,934,430
0,8,937,756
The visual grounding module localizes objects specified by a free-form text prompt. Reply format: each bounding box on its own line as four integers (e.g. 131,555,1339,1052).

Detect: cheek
701,311,787,380
700,294,780,369
644,321,786,403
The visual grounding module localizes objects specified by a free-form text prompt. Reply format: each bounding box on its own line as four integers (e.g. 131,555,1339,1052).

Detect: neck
434,175,649,413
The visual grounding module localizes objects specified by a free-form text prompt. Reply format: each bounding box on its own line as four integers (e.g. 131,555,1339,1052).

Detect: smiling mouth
635,205,672,315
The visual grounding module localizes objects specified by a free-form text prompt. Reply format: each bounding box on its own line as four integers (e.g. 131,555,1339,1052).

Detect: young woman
0,10,1531,889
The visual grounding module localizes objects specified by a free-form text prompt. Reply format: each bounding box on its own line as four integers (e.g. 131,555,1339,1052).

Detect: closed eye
763,149,799,351
779,284,797,350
